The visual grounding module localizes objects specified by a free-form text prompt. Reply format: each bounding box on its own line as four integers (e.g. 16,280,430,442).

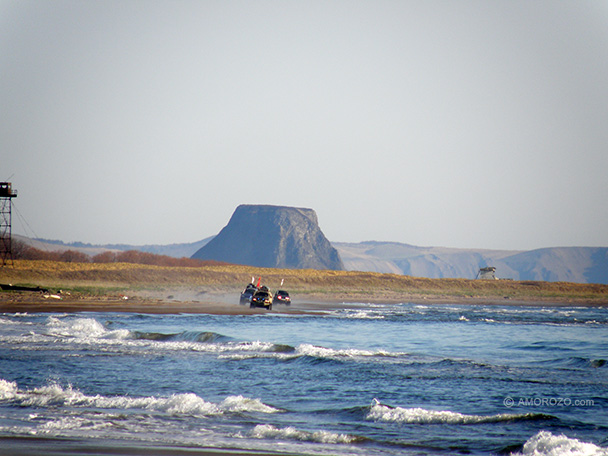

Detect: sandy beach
0,436,302,456
0,289,606,317
1,260,607,315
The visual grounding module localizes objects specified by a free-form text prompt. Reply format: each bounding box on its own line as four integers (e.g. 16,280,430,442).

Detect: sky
2,0,608,251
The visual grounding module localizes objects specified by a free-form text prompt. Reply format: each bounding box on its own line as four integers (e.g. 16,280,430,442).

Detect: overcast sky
2,0,607,251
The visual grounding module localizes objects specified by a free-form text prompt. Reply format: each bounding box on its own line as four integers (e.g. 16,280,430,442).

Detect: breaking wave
45,317,233,345
366,399,553,425
220,343,406,362
5,316,410,365
0,379,280,417
515,431,608,456
248,424,362,444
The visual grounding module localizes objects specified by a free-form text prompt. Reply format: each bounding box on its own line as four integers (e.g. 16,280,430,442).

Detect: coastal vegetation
12,239,222,267
1,259,607,306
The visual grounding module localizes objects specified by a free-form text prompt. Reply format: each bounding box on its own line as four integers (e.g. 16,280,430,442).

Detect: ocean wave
36,316,296,356
326,304,608,326
565,357,607,369
20,315,605,369
38,415,115,433
334,309,386,320
44,317,233,345
366,399,552,425
45,316,129,340
0,379,280,417
0,378,18,400
132,330,230,343
514,430,608,456
0,316,23,326
297,344,399,359
220,343,406,362
248,424,361,444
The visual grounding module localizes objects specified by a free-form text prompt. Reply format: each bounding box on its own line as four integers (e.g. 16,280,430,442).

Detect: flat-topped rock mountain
191,205,344,270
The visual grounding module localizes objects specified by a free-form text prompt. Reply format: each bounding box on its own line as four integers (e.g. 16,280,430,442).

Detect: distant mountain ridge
333,241,608,284
15,235,213,259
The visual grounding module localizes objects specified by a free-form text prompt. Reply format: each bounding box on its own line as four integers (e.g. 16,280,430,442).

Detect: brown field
1,260,607,313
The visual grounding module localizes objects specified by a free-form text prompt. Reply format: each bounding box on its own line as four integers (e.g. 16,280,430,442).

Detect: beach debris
43,293,62,300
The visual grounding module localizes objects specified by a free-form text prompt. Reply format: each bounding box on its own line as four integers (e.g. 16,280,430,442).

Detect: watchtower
476,266,497,280
0,182,18,266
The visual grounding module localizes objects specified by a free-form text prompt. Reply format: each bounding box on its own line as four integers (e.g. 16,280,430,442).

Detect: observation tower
0,182,18,266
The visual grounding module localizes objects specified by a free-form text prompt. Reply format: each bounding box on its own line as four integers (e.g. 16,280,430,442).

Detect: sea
0,302,607,455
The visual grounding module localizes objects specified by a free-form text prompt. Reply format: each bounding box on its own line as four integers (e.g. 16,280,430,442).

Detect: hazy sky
2,0,607,251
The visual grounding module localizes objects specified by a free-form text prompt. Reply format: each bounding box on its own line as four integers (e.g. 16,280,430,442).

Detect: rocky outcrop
191,205,344,270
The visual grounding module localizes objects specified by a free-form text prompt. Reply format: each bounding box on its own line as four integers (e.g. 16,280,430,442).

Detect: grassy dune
1,260,607,306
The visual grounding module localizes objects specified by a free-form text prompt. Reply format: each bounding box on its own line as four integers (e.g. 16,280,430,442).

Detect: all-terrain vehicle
250,286,273,310
239,283,258,305
273,289,291,305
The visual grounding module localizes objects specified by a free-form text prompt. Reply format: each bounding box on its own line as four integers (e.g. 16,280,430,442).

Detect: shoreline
0,436,303,456
0,292,606,315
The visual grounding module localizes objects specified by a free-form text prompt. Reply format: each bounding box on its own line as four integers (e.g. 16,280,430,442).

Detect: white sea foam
220,395,280,414
46,316,107,338
297,343,395,359
0,378,18,400
337,310,385,320
39,415,114,433
367,400,531,425
249,424,358,444
0,379,279,417
220,343,404,361
515,431,608,456
45,316,131,342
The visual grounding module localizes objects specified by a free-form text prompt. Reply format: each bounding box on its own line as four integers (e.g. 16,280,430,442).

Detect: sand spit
0,260,606,314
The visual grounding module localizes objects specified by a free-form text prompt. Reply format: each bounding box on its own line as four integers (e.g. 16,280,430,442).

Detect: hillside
334,241,608,284
17,235,213,258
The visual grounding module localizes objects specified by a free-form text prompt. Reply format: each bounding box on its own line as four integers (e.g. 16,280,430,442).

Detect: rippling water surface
1,303,607,455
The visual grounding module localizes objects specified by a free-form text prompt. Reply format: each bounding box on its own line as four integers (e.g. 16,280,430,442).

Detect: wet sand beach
0,290,606,316
1,260,607,314
0,436,302,456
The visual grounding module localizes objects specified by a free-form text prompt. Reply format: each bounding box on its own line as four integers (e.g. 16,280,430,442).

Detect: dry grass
1,260,607,305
